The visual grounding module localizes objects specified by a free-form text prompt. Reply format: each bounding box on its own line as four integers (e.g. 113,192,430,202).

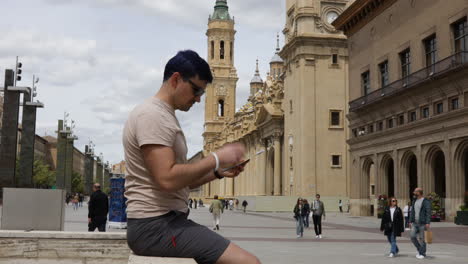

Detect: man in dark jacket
88,183,109,232
409,188,432,259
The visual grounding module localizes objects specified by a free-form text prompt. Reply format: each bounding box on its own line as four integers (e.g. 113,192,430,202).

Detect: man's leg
98,222,106,232
418,224,426,256
410,224,421,254
88,221,97,232
312,215,319,236
216,242,261,264
317,215,322,235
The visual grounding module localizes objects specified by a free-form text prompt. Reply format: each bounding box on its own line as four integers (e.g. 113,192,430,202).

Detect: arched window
218,99,225,117
220,41,225,60
211,41,214,59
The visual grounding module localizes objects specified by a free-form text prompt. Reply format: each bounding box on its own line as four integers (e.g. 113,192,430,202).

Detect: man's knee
216,242,260,264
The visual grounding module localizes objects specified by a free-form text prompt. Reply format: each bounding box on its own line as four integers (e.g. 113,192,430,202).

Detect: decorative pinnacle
276,33,280,51
255,58,259,74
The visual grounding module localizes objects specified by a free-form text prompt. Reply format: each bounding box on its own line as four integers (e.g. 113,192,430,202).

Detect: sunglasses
391,200,397,202
186,79,205,97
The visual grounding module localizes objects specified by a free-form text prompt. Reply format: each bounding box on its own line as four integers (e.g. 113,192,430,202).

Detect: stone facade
201,0,352,206
333,0,468,220
0,231,130,264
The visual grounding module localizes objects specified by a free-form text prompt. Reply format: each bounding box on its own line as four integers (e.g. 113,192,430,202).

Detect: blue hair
163,50,213,83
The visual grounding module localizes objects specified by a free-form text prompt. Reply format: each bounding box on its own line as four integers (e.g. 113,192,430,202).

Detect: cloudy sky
0,0,285,165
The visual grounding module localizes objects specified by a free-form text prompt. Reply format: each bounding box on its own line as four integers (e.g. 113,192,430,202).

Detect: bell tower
203,0,238,151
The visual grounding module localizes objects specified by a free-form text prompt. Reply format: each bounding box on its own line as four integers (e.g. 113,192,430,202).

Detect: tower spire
276,33,280,52
210,0,232,20
251,58,263,84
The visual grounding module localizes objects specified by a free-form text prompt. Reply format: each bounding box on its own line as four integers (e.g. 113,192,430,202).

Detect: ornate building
333,0,468,220
201,0,352,211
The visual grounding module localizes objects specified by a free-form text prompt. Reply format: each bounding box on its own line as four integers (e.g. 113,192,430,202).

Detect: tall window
211,41,214,60
220,41,225,60
453,18,468,53
400,49,411,82
361,71,370,96
450,97,459,110
424,35,437,69
379,60,389,87
332,54,338,64
230,42,233,60
434,102,443,115
330,110,341,126
408,111,417,122
218,99,225,117
421,106,429,118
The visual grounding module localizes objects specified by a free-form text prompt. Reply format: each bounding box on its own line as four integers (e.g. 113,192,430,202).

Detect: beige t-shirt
123,97,189,219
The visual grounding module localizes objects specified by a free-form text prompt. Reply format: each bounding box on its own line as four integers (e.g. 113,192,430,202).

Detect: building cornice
332,0,397,37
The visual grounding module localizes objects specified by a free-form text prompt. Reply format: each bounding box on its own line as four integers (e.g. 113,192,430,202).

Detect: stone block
128,254,196,264
1,188,66,230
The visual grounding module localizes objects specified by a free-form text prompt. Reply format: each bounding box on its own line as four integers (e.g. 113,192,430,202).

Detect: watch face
326,11,339,24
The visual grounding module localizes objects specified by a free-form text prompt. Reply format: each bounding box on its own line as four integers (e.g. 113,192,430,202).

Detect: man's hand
217,162,245,178
216,143,246,167
88,218,91,224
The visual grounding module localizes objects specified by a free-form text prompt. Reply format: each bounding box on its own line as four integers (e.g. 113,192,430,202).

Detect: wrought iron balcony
349,52,468,111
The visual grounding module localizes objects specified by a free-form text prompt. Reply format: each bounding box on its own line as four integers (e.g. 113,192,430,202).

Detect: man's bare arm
189,171,216,189
141,144,216,192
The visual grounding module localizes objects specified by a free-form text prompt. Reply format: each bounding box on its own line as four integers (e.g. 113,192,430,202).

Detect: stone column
65,136,74,193
273,133,282,196
0,70,19,193
56,120,67,190
258,138,266,195
84,146,94,195
18,92,36,188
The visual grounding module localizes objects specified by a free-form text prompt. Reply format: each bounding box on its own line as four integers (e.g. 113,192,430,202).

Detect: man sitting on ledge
123,50,261,264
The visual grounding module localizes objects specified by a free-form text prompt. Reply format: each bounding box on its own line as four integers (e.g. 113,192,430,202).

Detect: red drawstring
171,236,177,248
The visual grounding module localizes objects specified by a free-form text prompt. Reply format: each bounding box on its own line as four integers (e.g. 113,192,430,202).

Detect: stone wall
0,231,130,264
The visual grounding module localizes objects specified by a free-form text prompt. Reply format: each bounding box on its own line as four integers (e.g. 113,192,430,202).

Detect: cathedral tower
203,0,238,150
280,0,351,197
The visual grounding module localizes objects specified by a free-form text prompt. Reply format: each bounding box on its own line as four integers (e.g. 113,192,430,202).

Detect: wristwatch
214,170,224,179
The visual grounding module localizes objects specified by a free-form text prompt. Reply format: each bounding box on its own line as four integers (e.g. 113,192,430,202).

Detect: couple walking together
380,188,432,259
293,194,325,238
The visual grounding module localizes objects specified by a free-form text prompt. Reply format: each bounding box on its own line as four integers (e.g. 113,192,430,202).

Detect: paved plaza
50,203,468,264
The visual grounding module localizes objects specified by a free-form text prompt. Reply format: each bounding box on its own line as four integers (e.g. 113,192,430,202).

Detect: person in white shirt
403,202,411,230
380,197,404,258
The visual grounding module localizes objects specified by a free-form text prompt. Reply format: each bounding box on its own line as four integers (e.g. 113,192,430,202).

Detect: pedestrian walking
65,193,71,206
188,198,193,209
122,50,259,263
199,198,204,207
312,194,326,238
78,193,84,207
242,200,248,213
293,198,307,238
88,183,109,232
339,199,343,213
72,193,79,211
229,199,234,210
209,195,224,230
403,202,411,230
410,187,432,259
347,200,350,213
380,197,404,258
303,199,310,228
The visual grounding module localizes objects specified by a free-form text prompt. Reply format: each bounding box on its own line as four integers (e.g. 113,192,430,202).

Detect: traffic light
15,61,22,81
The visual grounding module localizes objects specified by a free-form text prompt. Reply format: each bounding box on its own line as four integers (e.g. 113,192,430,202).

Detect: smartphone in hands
222,159,250,172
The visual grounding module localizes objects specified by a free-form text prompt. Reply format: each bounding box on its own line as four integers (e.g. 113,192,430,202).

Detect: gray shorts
127,210,230,264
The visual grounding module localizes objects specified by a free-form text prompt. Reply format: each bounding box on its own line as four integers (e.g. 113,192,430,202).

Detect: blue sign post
108,174,127,229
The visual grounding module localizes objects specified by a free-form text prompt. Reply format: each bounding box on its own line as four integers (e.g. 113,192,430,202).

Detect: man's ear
169,72,180,90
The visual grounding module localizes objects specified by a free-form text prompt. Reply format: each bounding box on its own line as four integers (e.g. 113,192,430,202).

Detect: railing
349,52,468,111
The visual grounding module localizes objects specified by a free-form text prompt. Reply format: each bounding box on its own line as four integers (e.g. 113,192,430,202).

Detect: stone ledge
128,253,196,264
0,230,126,240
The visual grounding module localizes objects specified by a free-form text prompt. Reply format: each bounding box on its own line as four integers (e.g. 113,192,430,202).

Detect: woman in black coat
293,198,307,238
380,197,405,258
